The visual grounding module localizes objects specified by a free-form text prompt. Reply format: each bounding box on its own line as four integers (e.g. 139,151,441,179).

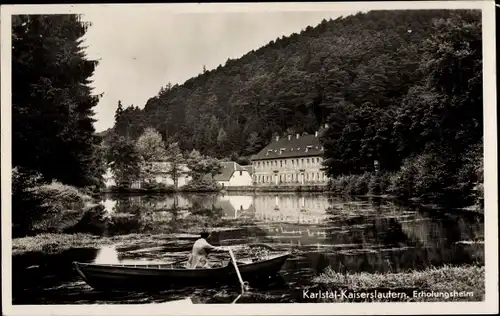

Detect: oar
228,247,250,304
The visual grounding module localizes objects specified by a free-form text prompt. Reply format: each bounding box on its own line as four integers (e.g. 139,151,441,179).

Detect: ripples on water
12,193,484,304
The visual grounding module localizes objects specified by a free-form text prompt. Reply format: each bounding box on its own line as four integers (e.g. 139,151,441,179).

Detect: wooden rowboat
73,252,290,291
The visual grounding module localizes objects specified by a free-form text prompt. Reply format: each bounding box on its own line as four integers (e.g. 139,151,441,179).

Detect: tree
115,100,124,123
12,14,103,188
165,142,185,188
216,127,228,155
136,127,166,162
186,149,223,182
105,133,142,187
244,132,263,155
186,149,204,182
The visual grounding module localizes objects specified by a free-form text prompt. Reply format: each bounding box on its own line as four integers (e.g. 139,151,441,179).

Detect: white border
1,1,498,315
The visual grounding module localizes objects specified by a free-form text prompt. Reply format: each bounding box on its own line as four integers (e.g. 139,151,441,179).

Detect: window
280,161,282,167
239,171,242,176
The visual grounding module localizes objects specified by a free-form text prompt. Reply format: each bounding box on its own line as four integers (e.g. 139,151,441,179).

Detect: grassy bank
308,264,484,302
11,232,203,256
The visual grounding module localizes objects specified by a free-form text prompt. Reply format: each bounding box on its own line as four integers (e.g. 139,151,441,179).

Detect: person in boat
186,231,229,269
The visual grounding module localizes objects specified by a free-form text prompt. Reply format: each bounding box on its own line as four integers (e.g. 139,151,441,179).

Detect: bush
388,156,418,199
327,173,372,196
325,143,483,208
368,172,392,195
454,141,483,208
27,181,94,233
12,167,95,236
353,172,371,195
31,182,93,212
142,181,176,192
388,150,479,207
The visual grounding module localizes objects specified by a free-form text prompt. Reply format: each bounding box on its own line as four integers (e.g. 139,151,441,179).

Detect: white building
251,125,329,186
102,162,192,189
213,162,253,187
148,161,192,187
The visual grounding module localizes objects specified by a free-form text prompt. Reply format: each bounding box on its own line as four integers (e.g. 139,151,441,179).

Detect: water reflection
13,193,484,304
67,192,486,274
94,245,119,264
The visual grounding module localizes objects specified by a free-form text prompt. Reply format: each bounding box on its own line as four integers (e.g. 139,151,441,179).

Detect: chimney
288,135,292,140
296,133,300,139
275,135,280,142
315,131,318,137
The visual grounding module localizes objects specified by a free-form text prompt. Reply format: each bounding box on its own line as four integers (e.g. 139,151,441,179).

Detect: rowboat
73,252,290,291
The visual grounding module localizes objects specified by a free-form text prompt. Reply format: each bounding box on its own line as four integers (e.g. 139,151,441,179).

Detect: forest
109,10,483,207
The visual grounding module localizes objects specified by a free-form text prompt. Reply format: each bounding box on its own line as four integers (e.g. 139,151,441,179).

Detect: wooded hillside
111,10,480,161
110,9,483,206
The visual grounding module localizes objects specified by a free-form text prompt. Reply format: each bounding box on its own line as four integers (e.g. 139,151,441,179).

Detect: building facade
251,125,329,186
148,161,192,187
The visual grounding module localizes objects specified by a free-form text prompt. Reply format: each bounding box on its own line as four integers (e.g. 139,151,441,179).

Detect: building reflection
252,194,331,224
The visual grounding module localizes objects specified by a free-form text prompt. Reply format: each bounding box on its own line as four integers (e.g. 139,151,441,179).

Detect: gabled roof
251,131,325,161
213,161,249,181
241,165,253,175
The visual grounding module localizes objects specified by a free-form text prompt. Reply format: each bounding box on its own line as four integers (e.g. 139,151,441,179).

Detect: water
12,193,484,304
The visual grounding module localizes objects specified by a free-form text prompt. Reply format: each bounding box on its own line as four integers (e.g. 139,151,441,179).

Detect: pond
12,193,484,304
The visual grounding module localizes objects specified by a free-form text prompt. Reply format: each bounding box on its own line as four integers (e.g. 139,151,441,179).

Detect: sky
81,8,361,132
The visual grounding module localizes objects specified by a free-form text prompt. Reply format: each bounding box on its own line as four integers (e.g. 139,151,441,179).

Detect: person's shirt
186,238,218,269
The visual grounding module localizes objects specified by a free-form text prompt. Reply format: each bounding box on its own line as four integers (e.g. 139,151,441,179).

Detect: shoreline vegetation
12,233,484,303
99,167,484,213
11,233,200,256
308,264,484,302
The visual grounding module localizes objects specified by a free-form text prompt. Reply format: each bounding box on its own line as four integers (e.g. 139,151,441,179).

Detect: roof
213,161,249,181
241,165,253,175
251,131,326,161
